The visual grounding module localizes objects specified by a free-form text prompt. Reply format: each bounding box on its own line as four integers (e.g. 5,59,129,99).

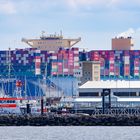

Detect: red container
69,65,74,69
58,62,62,66
74,66,79,69
124,67,129,75
35,62,40,67
110,64,114,67
58,71,63,75
59,50,66,54
35,56,40,59
125,64,130,67
69,59,74,63
52,72,57,75
134,63,139,67
63,54,68,59
134,70,139,73
72,47,79,51
58,54,63,60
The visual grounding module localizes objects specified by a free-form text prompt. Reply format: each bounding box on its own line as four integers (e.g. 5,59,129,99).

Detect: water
0,126,140,140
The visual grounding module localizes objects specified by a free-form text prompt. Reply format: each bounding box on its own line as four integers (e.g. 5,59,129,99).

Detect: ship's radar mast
42,31,46,37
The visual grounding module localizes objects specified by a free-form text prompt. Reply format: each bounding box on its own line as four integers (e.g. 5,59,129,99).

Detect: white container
74,62,79,67
124,57,129,60
35,50,41,53
35,59,41,63
109,60,114,64
135,67,139,70
109,72,114,75
51,56,57,60
52,65,57,69
63,69,68,72
124,61,129,64
35,69,41,75
74,57,79,61
74,50,79,54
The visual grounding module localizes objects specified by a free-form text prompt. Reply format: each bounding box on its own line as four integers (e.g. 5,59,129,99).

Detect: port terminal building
75,80,140,108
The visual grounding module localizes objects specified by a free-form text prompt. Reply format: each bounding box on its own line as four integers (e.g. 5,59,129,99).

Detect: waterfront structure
79,80,140,97
112,37,134,50
78,80,140,107
22,32,81,51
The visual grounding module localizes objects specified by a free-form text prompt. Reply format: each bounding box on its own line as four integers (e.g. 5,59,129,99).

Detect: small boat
0,97,48,114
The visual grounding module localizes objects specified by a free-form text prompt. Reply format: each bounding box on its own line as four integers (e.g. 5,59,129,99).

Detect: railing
72,107,140,115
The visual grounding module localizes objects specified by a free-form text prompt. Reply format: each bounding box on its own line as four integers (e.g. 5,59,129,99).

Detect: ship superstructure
22,31,81,51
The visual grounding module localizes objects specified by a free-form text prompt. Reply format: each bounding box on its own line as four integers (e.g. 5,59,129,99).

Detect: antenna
42,31,45,37
60,30,63,37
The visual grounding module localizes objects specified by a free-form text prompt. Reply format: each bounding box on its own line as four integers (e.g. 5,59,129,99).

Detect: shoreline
0,114,140,126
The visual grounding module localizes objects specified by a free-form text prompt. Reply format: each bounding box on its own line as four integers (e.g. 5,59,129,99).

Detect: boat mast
7,48,11,95
24,75,27,98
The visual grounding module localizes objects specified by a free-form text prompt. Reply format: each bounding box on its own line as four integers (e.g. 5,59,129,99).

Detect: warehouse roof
74,97,140,102
79,80,140,89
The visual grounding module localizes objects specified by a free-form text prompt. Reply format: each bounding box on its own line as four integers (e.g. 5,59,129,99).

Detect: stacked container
89,51,100,61
109,51,115,76
87,49,140,79
35,50,41,75
100,57,105,77
47,48,80,76
133,51,139,77
72,48,79,76
2,47,140,79
50,53,58,75
114,51,122,77
124,50,130,77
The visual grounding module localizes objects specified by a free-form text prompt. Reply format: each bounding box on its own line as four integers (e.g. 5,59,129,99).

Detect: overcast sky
0,0,140,50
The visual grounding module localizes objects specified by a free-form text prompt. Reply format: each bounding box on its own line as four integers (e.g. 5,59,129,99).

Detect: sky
0,0,140,50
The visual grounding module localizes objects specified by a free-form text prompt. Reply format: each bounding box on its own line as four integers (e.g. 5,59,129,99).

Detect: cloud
1,0,140,15
0,1,16,14
64,0,140,11
66,0,109,9
117,28,140,38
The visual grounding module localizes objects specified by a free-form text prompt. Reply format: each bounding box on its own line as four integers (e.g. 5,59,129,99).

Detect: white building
77,80,140,107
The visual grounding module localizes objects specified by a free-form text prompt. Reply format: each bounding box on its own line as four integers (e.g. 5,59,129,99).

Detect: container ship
0,34,140,102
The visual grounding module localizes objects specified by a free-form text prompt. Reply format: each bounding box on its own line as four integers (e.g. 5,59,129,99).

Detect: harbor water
0,126,140,140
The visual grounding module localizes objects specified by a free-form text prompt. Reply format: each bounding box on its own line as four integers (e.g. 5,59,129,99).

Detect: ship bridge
22,32,81,51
